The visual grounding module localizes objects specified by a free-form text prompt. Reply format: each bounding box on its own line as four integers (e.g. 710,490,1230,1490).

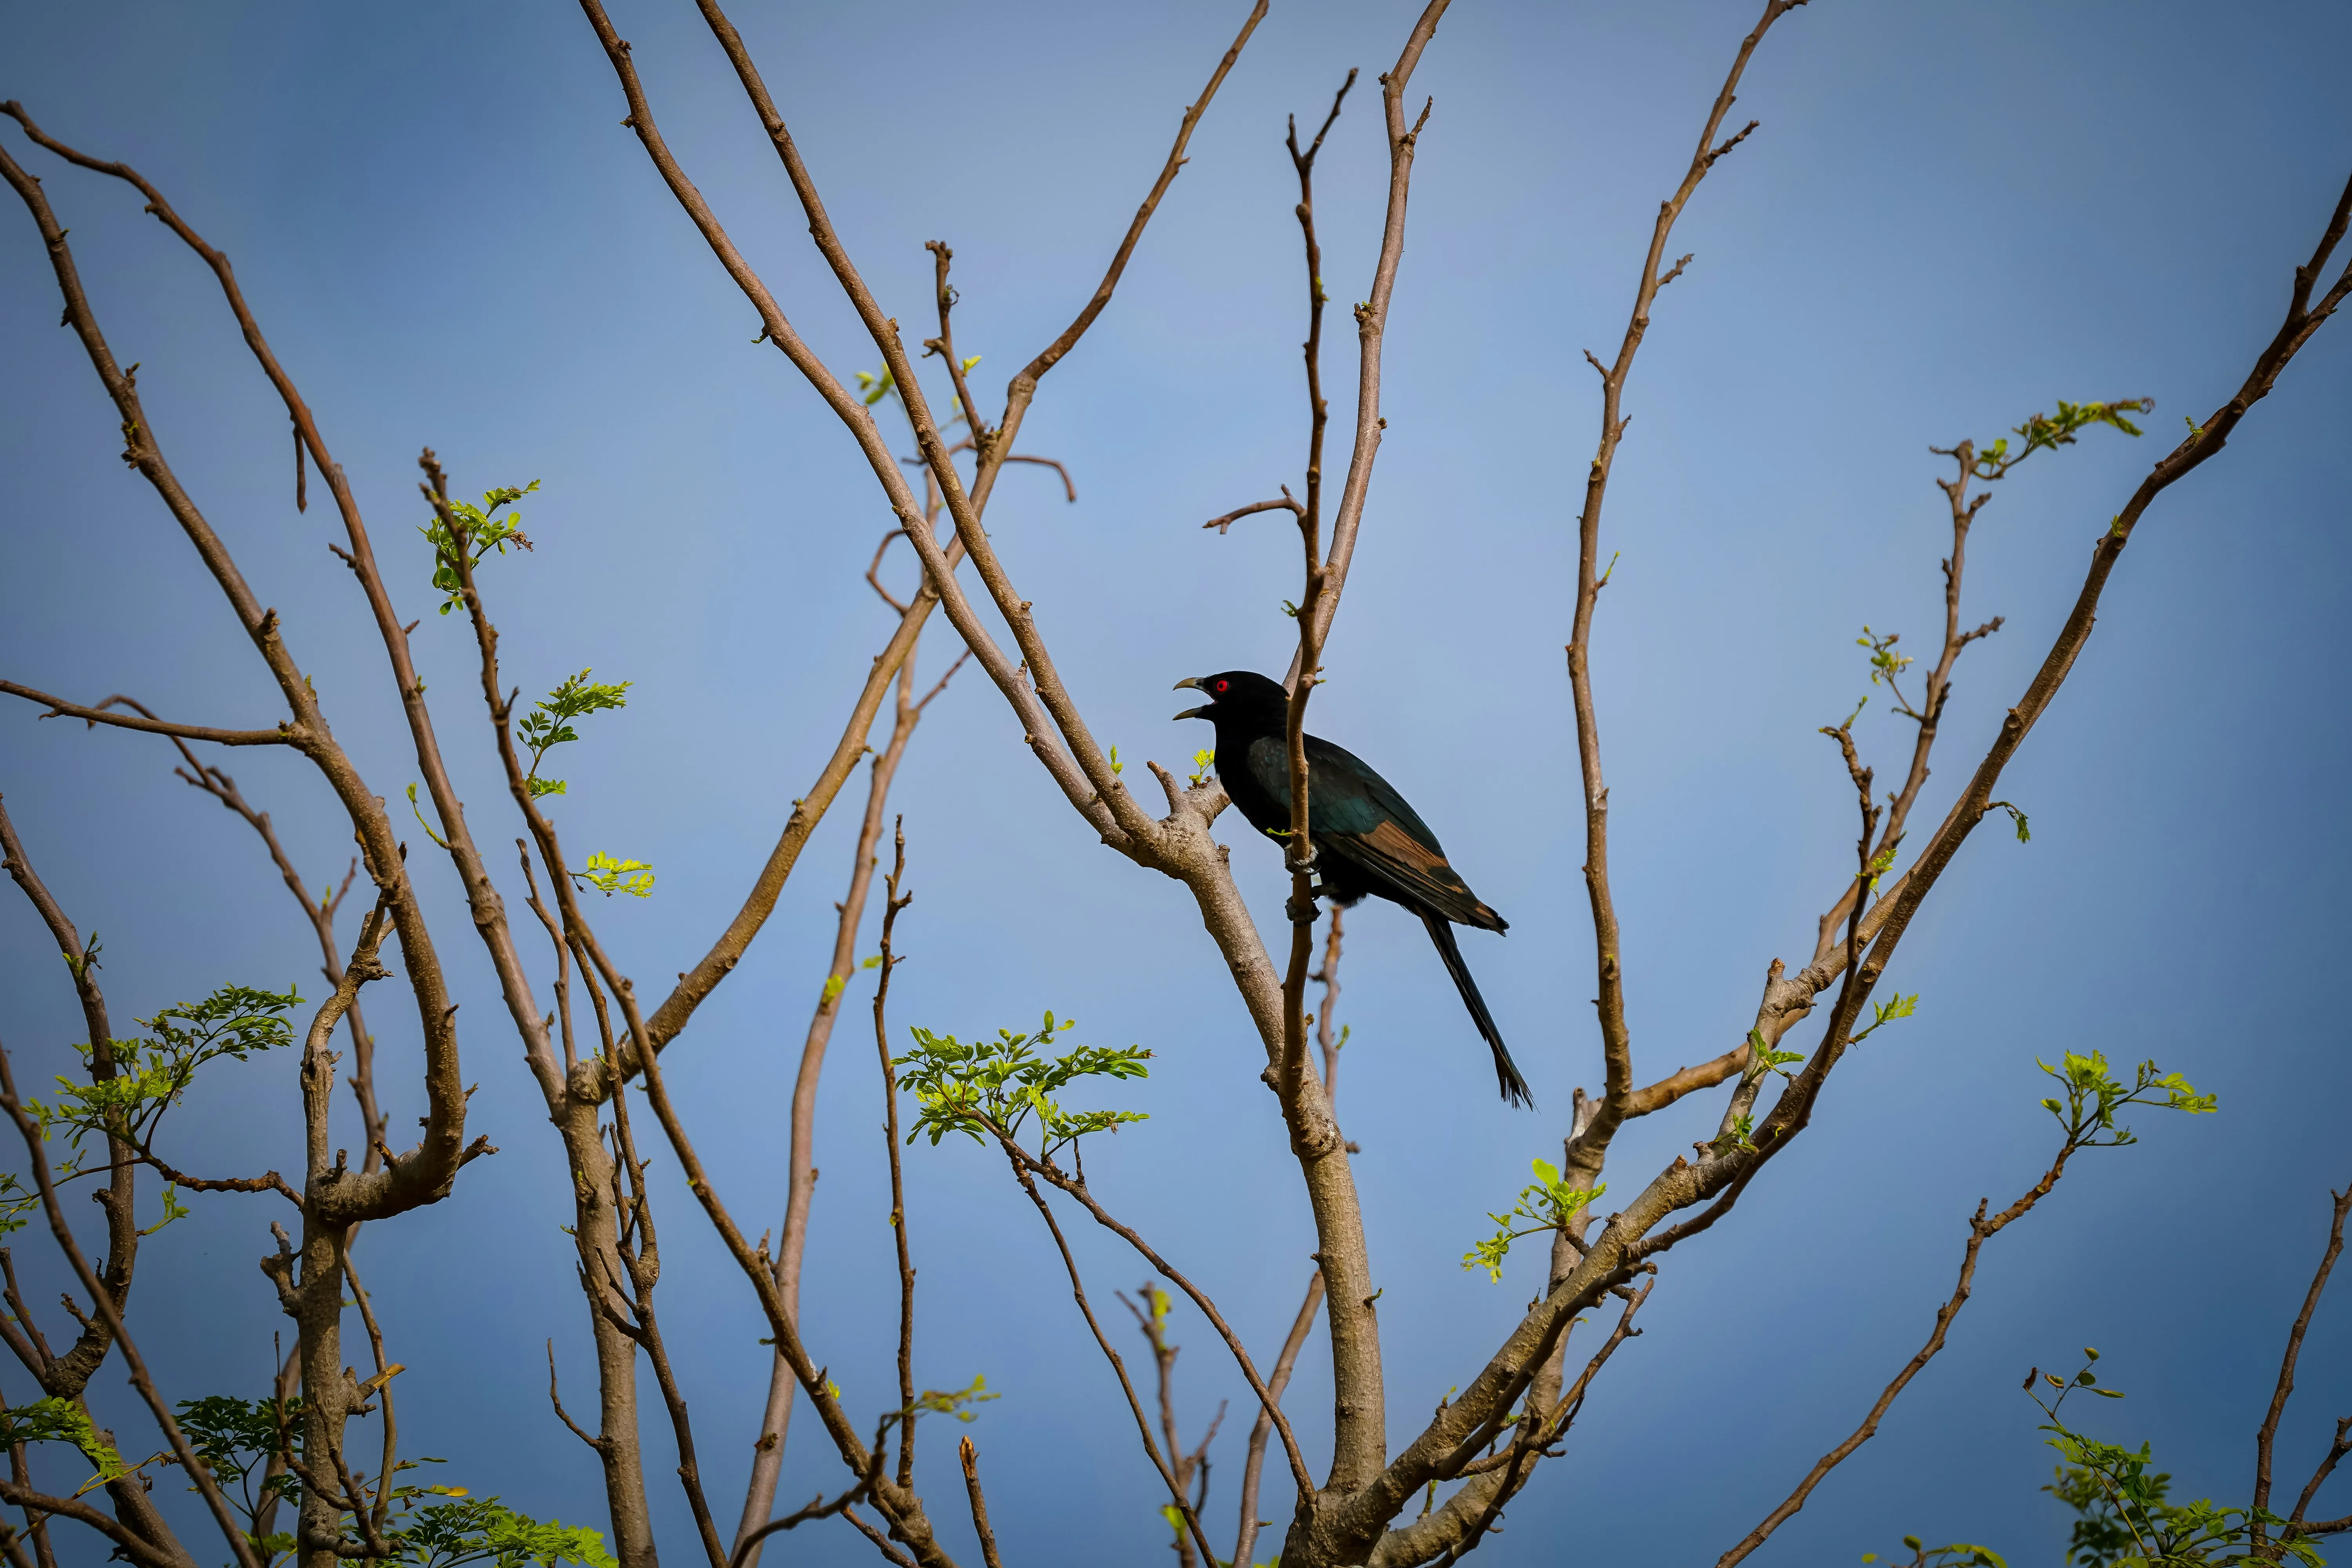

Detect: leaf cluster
0,1397,128,1491
1857,625,1916,692
176,1392,303,1532
2032,1353,2316,1568
1463,1159,1604,1282
571,852,655,900
896,1373,999,1428
34,984,301,1152
175,1388,612,1568
1970,399,2152,480
5,984,301,1235
2038,1052,2214,1151
421,480,539,615
1740,1027,1805,1090
1851,991,1918,1047
519,670,631,799
386,1494,618,1568
895,1012,1151,1162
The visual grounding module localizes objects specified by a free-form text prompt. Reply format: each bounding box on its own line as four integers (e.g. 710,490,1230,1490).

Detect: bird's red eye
1213,679,1229,693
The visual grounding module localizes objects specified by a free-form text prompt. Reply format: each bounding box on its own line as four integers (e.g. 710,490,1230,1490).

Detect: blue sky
3,2,2348,1564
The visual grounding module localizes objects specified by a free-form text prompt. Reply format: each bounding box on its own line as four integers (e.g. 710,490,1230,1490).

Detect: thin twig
957,1439,1004,1568
1718,1122,2098,1565
0,682,294,746
1201,493,1303,534
1232,1269,1324,1568
1004,1156,1219,1567
546,1341,606,1452
2253,1182,2352,1554
873,824,920,1492
0,1045,261,1568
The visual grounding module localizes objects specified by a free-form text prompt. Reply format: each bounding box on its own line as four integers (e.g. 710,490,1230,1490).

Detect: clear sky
3,3,2348,1564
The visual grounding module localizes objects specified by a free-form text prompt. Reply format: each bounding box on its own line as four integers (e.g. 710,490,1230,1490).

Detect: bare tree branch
2252,1181,2352,1556
0,682,292,746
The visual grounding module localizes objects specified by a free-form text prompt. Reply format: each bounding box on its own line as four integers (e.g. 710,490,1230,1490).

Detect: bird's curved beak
1172,676,1209,721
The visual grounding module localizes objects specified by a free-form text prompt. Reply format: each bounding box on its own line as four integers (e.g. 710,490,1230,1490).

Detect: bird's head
1172,670,1288,722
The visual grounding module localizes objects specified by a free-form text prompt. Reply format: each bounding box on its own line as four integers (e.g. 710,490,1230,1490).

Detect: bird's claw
1285,892,1321,925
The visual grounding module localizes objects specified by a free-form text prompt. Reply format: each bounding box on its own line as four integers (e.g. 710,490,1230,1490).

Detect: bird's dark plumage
1174,670,1532,1107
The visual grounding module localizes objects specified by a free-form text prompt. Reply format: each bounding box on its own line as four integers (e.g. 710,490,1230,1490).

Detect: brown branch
1623,1044,1749,1120
1271,16,1454,1520
1000,454,1076,502
1118,1282,1225,1568
994,2,1270,441
517,845,578,1074
955,1440,1004,1568
95,693,388,1161
128,1145,303,1211
0,1479,176,1568
2292,1512,2352,1542
872,826,920,1492
866,531,913,613
0,1254,54,1379
2289,1418,2351,1537
588,20,1362,1513
338,1246,401,1539
1717,1112,2098,1565
1009,1144,1314,1503
1202,492,1303,533
2,1443,55,1568
729,1475,878,1568
919,242,985,450
682,0,1176,851
599,0,1135,848
1232,1268,1324,1568
1446,1278,1653,1562
0,1045,260,1568
738,637,953,1560
612,949,957,1563
671,0,1274,858
841,1505,918,1568
1525,174,2352,1568
1003,1156,1220,1568
0,797,137,1399
2253,1181,2352,1553
0,683,292,747
604,1076,730,1568
1377,1274,1653,1568
581,0,1138,1066
0,107,477,1232
1561,0,1806,1197
546,1341,606,1453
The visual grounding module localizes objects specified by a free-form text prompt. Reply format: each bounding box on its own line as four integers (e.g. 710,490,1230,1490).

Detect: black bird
1173,670,1532,1107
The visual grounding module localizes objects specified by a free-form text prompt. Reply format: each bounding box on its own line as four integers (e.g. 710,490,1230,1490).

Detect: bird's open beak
1172,675,1209,721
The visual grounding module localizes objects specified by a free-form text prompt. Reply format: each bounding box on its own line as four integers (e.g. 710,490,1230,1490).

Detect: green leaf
1462,1164,1604,1281
31,984,301,1155
1849,993,1918,1047
570,852,655,899
520,670,632,799
0,1397,128,1489
386,1494,617,1568
419,479,541,614
893,1014,1150,1159
1971,397,2152,479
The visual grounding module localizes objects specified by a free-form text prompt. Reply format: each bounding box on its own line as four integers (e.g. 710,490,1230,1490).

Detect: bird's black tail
1420,910,1534,1109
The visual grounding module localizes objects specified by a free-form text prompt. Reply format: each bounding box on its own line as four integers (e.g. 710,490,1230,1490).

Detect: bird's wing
1323,818,1503,929
1244,733,1504,930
